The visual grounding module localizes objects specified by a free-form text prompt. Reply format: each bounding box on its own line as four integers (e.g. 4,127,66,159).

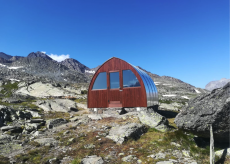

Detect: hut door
108,71,122,107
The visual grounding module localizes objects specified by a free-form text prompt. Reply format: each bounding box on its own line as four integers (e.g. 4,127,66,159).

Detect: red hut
87,57,158,108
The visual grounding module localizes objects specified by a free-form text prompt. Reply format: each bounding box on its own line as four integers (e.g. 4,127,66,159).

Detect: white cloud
41,51,46,54
48,54,70,62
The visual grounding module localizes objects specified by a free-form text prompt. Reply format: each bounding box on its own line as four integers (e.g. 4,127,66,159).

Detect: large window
123,70,140,88
110,72,120,89
92,72,107,90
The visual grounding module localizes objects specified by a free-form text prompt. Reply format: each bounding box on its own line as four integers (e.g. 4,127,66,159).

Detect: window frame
109,71,120,90
92,72,107,91
122,69,141,89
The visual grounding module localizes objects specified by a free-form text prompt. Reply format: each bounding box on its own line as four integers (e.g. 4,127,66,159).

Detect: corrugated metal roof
131,64,158,107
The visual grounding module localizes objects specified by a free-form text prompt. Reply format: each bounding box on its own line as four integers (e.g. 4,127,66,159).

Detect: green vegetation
0,81,19,97
0,155,10,164
15,146,50,164
81,90,88,94
43,111,70,120
71,158,81,164
74,98,87,104
159,100,173,104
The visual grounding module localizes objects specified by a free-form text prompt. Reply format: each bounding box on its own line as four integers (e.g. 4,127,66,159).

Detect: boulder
138,109,170,132
175,82,230,142
47,118,68,129
27,119,45,123
0,135,11,144
34,138,58,147
1,126,22,133
36,99,78,112
106,123,147,144
81,155,104,164
15,82,69,97
2,98,21,103
122,155,137,162
0,105,18,125
215,148,230,158
25,123,43,132
88,114,102,121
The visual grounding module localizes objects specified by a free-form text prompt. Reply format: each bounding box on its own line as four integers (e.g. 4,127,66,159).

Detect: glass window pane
123,70,141,88
110,72,120,89
92,72,107,90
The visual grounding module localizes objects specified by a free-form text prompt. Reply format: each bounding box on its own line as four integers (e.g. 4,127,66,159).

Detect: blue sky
0,0,229,88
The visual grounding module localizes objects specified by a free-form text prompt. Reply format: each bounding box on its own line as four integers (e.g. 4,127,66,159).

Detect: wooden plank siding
87,57,147,108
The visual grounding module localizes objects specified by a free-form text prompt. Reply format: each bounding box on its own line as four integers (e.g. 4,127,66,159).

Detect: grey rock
33,131,44,136
81,155,104,164
88,114,102,121
106,123,147,144
0,105,18,125
36,99,78,112
25,123,43,132
27,119,45,123
34,138,58,147
205,78,230,91
215,148,230,157
138,110,170,132
60,58,90,74
156,161,174,164
122,155,137,162
84,144,95,149
2,97,21,103
47,118,68,129
0,52,12,60
1,126,22,132
63,130,70,135
16,111,32,120
0,134,12,144
175,82,230,142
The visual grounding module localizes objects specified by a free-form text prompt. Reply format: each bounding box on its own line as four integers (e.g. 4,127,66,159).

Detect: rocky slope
205,78,230,91
136,66,209,111
0,52,12,60
0,79,229,164
60,58,90,73
175,82,230,143
0,51,89,84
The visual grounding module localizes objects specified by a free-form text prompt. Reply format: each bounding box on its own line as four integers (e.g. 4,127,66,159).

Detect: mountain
27,51,53,60
0,57,11,63
0,52,12,60
9,56,24,62
0,51,89,83
60,58,90,73
205,78,230,91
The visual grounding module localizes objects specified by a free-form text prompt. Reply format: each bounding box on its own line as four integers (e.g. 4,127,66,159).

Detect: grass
42,111,70,120
74,98,87,104
0,81,19,97
0,155,10,164
15,146,51,164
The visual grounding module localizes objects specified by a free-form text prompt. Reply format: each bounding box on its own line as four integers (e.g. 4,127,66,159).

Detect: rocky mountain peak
27,51,53,60
0,52,13,60
60,58,90,73
205,78,230,91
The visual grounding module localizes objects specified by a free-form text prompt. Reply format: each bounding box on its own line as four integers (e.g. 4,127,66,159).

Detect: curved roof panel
131,65,158,107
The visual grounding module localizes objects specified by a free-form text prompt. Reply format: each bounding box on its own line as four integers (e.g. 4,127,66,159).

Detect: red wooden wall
87,57,147,108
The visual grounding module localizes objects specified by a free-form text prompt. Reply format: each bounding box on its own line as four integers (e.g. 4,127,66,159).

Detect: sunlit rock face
175,82,230,143
205,78,230,91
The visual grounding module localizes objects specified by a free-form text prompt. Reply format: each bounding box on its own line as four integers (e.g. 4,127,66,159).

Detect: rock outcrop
175,82,230,142
36,99,78,112
106,123,147,144
205,78,230,91
138,109,170,132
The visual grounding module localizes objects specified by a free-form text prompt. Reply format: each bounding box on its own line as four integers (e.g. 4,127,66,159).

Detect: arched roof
88,57,158,107
130,64,158,107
